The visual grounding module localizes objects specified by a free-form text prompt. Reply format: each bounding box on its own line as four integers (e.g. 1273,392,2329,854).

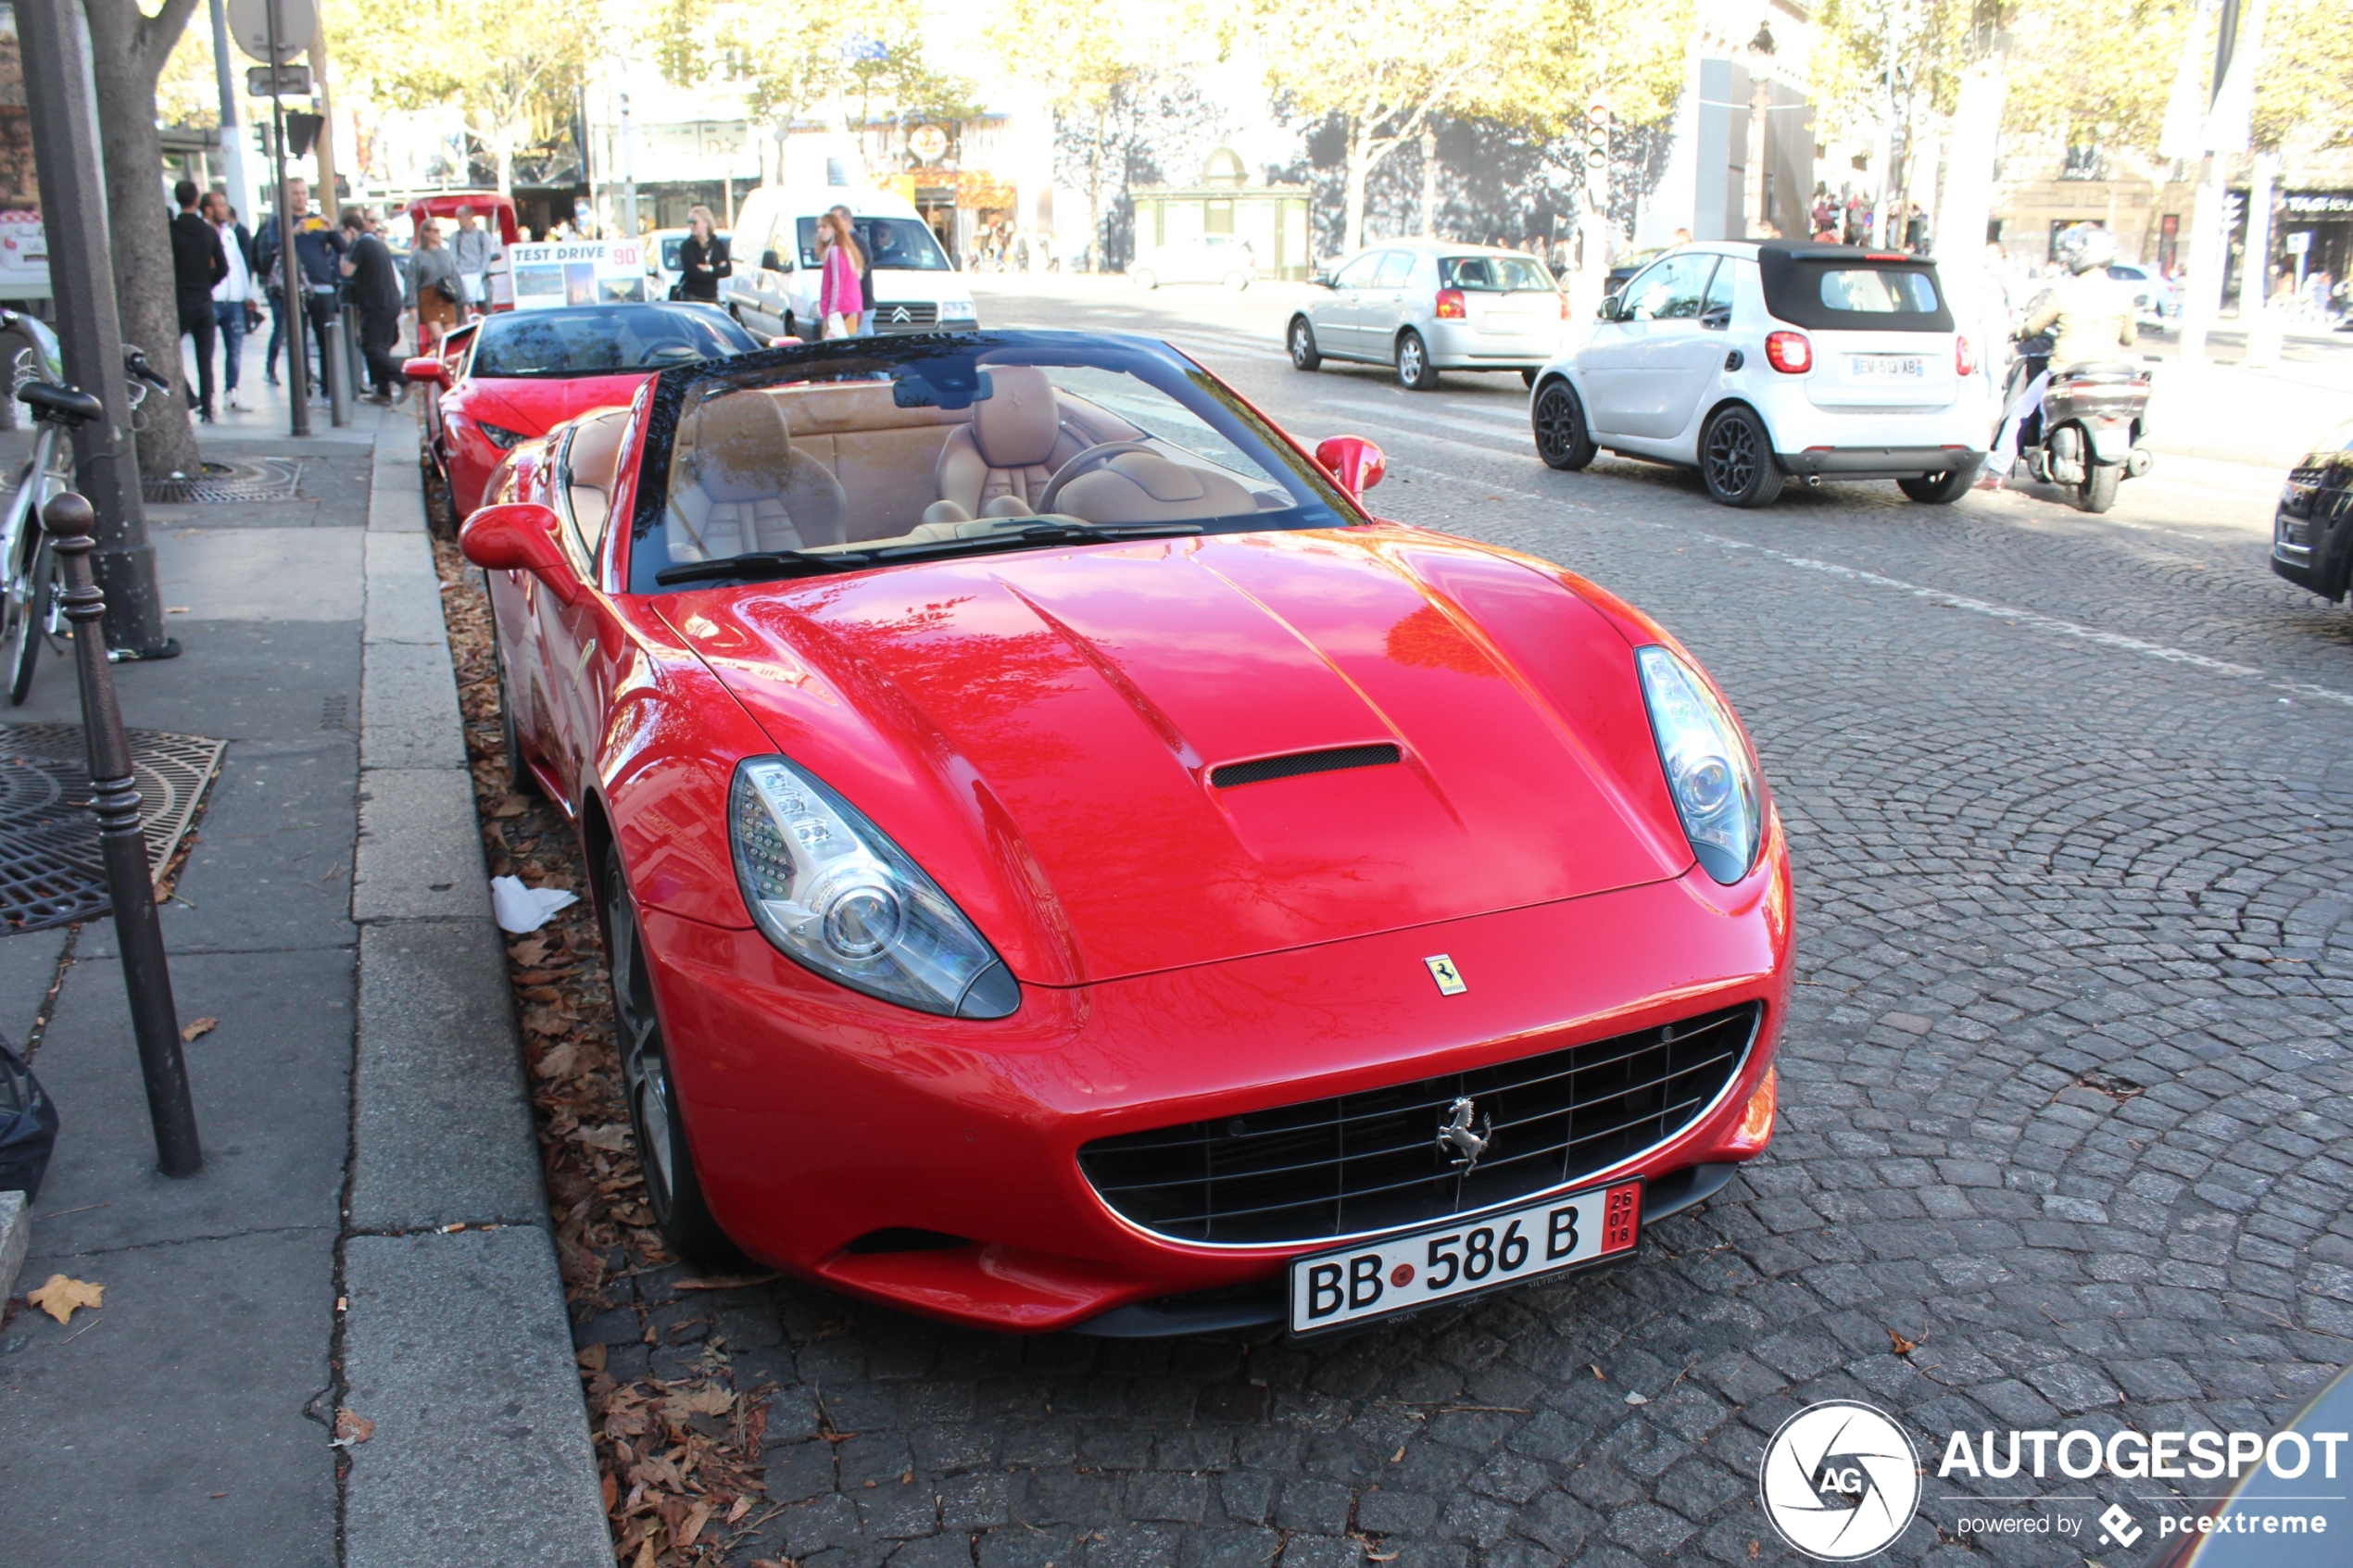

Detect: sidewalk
0,400,606,1563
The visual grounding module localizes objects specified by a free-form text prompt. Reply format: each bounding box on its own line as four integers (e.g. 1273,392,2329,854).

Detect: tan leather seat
563,408,631,545
1054,451,1256,523
934,366,1087,516
667,392,846,560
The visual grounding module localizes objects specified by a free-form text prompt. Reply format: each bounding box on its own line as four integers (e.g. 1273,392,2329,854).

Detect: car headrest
682,393,793,504
971,365,1060,469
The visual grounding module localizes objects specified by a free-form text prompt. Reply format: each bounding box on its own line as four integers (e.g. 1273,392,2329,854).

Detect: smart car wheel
1396,330,1439,392
1289,317,1321,371
1531,380,1598,471
1897,461,1980,504
1700,406,1785,508
607,847,733,1265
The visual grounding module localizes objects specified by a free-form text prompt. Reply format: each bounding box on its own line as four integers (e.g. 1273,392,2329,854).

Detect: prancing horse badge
1425,955,1466,996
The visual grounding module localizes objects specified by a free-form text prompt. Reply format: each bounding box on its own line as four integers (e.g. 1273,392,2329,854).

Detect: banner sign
505,241,649,310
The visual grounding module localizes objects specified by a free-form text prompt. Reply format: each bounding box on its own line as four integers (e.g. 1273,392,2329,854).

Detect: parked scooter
2001,336,2155,513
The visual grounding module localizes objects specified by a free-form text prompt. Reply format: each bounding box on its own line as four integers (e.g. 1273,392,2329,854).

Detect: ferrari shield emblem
1424,955,1466,996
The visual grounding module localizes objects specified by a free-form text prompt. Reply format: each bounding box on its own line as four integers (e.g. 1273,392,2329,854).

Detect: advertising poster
505,241,648,310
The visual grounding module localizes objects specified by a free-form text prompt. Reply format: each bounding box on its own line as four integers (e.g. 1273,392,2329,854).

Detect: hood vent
1211,743,1402,789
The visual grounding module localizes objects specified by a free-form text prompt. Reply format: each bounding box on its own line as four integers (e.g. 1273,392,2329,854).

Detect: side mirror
401,356,451,388
460,502,580,604
761,249,783,272
1315,435,1387,500
1312,270,1334,289
1597,294,1623,321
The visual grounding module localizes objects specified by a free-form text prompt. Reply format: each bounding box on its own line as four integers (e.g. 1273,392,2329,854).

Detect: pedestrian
405,217,465,355
827,204,875,335
816,210,863,338
338,208,404,402
676,205,730,303
207,194,259,412
253,175,308,388
448,205,500,314
292,209,346,401
170,178,228,423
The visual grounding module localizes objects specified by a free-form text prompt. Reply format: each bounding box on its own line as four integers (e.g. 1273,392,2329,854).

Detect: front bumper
2272,496,2348,600
643,826,1793,1333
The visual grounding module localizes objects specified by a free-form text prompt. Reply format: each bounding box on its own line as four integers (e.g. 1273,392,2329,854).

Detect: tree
328,0,589,194
1051,70,1227,270
84,0,207,482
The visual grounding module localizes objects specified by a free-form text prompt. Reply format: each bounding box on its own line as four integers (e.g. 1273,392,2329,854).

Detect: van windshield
795,217,952,271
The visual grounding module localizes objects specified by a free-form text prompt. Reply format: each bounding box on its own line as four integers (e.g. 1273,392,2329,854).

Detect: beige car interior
659,364,1282,561
562,408,632,546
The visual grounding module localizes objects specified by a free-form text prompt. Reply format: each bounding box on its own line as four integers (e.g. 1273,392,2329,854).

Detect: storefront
2275,191,2351,299
1129,149,1314,282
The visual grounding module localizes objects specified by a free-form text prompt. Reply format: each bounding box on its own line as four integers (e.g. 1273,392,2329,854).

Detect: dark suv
2271,420,2353,602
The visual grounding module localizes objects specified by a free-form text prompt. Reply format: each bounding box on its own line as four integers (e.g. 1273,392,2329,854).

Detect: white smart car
1529,242,1994,507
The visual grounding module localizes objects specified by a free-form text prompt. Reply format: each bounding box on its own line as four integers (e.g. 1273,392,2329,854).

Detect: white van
722,187,977,338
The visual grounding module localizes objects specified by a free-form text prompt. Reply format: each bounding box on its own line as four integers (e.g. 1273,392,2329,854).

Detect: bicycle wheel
6,535,52,706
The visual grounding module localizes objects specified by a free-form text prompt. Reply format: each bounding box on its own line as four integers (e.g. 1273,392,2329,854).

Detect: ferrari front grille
1077,1004,1759,1246
1210,743,1401,788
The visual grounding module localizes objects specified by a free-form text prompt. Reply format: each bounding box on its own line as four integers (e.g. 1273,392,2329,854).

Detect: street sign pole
263,0,312,437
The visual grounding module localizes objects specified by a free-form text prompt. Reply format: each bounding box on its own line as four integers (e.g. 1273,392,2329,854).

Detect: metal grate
1078,1004,1759,1246
1211,744,1401,789
0,723,225,934
143,458,304,505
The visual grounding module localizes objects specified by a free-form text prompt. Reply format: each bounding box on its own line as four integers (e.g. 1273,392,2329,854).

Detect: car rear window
1758,250,1954,332
1441,255,1556,291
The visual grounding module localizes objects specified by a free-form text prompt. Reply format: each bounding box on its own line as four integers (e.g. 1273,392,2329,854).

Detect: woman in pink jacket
818,213,863,338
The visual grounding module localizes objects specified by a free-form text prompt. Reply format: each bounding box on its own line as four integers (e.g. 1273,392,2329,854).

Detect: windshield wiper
654,521,1204,587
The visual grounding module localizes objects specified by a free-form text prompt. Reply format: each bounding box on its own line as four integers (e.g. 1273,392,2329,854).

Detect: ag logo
1758,1400,1920,1561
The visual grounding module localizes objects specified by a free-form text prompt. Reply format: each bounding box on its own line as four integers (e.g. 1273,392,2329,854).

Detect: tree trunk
1342,120,1371,257
85,0,202,482
497,133,516,198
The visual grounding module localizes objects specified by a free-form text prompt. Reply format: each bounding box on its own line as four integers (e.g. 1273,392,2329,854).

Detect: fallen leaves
180,1017,218,1043
26,1273,102,1323
572,1123,632,1153
333,1408,375,1446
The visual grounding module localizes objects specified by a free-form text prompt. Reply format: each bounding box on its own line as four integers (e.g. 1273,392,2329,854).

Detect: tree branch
130,0,208,89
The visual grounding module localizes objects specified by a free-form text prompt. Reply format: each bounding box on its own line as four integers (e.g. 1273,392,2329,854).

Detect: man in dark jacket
338,208,404,403
170,179,228,422
253,175,310,389
292,203,347,400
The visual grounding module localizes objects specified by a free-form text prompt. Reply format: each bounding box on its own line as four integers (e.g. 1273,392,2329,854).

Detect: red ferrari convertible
462,331,1793,1336
407,301,761,530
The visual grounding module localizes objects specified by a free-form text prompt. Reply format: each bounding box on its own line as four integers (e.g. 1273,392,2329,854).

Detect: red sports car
461,331,1793,1336
407,301,761,530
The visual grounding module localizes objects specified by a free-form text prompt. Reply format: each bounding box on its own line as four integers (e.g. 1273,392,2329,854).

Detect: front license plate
1289,1181,1642,1334
1852,354,1927,379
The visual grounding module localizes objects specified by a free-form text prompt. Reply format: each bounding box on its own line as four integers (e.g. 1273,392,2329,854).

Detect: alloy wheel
1705,416,1758,496
607,866,677,1210
1532,383,1593,470
1289,320,1319,370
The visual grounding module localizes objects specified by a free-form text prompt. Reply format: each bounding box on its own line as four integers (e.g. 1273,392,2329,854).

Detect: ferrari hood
665,530,1694,986
461,373,648,435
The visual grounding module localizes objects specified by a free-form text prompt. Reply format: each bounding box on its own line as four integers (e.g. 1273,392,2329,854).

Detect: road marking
1390,460,2353,709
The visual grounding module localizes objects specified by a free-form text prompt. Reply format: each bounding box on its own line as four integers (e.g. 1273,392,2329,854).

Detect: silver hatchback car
1287,241,1567,390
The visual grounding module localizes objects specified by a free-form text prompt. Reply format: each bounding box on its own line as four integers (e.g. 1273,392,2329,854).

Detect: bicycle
0,318,167,705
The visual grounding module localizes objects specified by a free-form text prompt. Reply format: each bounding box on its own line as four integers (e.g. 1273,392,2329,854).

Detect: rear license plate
1288,1180,1641,1334
1852,354,1927,379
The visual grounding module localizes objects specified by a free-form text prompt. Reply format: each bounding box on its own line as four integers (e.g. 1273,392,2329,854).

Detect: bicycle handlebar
123,348,170,392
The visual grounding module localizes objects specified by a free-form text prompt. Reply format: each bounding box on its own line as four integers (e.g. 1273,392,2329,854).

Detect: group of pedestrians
167,179,262,422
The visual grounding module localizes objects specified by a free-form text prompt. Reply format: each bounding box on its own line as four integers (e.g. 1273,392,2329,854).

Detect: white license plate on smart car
1288,1180,1642,1334
1851,354,1928,379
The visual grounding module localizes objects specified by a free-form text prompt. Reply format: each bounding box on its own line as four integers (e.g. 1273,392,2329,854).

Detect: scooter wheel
2075,465,2120,514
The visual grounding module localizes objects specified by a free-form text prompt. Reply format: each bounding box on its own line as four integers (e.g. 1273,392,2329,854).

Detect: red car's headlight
730,757,1018,1018
475,420,528,450
1635,646,1764,884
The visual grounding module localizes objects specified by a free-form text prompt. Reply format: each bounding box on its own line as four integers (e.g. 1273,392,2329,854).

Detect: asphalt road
649,281,2353,1568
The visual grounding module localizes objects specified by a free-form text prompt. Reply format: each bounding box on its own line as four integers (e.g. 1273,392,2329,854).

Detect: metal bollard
323,313,352,428
342,303,366,404
41,492,203,1178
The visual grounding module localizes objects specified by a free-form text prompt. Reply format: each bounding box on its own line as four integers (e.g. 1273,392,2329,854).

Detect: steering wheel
1035,441,1159,515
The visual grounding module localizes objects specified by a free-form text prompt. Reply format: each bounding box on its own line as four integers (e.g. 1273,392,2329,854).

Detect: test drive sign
506,241,649,310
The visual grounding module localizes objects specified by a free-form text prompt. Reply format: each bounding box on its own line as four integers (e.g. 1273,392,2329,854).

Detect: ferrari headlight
1635,646,1763,884
478,420,528,450
729,757,1018,1018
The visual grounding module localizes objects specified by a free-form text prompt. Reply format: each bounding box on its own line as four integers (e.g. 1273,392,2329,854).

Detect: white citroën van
722,187,978,339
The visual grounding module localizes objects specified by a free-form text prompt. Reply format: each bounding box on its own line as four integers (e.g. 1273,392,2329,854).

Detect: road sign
245,62,312,96
225,0,315,64
2285,231,2311,255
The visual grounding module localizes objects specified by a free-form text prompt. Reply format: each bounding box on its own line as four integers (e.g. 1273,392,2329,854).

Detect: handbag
822,311,848,339
668,281,686,301
433,276,461,305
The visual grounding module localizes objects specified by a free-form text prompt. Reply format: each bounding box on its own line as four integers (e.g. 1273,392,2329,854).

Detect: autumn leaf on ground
333,1408,374,1445
26,1273,103,1323
572,1123,631,1152
534,1042,581,1081
180,1017,218,1043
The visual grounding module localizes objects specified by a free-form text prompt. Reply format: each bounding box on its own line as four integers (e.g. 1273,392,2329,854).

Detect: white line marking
1389,459,2353,709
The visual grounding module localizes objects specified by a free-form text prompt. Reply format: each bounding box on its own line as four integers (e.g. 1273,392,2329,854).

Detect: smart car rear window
1756,249,1955,333
1817,269,1938,313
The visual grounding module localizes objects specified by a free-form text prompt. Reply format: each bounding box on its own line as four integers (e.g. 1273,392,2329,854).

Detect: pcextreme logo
1758,1400,1922,1561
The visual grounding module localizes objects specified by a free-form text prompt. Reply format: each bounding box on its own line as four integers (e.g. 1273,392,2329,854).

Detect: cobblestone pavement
583,292,2353,1568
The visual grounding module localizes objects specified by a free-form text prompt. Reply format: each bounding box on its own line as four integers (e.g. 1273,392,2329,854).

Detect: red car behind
460,330,1793,1336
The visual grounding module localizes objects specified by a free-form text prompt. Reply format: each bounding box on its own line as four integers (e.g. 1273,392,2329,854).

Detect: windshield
630,334,1362,592
472,305,760,378
794,216,952,271
1441,255,1555,292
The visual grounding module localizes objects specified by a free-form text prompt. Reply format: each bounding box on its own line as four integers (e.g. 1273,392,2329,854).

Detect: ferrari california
407,300,762,530
460,330,1793,1336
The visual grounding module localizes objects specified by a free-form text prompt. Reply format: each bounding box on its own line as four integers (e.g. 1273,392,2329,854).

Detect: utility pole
2178,0,2267,364
207,0,255,220
15,0,173,658
309,19,340,212
619,85,642,242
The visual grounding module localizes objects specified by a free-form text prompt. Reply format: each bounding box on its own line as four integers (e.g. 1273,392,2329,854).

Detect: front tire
5,535,50,707
1897,460,1981,504
421,447,459,536
607,847,734,1266
1288,317,1322,371
1531,380,1598,471
1396,330,1440,391
2074,464,2120,513
1699,406,1785,508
